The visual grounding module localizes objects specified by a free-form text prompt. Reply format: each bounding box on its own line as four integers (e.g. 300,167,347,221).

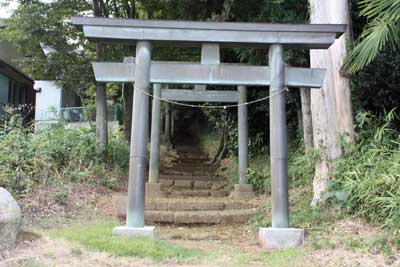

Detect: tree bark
123,83,133,142
93,0,108,154
211,125,225,164
164,103,172,147
309,0,354,204
300,88,313,154
95,42,107,153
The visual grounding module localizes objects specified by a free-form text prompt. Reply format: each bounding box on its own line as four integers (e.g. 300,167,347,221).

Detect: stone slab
160,179,174,187
145,211,174,223
174,180,194,189
193,181,212,190
229,191,255,200
234,184,253,192
258,227,304,250
112,226,156,238
210,190,229,197
145,183,166,198
230,184,255,200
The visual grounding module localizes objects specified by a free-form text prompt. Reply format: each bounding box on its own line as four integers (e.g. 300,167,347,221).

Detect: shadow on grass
49,222,205,262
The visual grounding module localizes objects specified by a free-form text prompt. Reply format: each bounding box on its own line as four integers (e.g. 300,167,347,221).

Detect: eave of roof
0,59,34,86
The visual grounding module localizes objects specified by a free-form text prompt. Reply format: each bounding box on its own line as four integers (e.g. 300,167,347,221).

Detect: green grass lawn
50,223,204,262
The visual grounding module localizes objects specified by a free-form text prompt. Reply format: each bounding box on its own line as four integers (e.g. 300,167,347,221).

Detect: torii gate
72,17,345,249
96,44,257,200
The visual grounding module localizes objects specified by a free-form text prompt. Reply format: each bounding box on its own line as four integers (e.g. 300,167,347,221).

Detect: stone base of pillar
145,183,166,198
229,184,255,200
258,227,304,250
113,225,155,238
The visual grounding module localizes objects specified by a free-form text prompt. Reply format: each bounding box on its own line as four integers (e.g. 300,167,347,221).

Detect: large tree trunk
309,0,354,204
95,43,108,153
123,83,133,142
300,88,313,154
93,0,108,154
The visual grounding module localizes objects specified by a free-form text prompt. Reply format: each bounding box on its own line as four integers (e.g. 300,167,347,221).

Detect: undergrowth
331,110,400,230
0,114,129,193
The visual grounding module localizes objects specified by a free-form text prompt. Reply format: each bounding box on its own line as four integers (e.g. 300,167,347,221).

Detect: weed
71,247,83,256
54,190,69,206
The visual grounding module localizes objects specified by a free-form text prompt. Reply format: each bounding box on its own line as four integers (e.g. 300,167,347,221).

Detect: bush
331,110,400,230
0,114,129,194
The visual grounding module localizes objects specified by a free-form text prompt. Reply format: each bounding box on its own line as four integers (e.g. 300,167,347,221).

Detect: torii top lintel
71,17,346,49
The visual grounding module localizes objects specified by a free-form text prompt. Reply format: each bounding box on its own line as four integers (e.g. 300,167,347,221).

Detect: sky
0,0,54,18
0,1,18,18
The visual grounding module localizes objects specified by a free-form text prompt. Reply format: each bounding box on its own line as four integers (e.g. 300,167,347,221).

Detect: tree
309,0,355,204
92,0,109,154
346,0,400,74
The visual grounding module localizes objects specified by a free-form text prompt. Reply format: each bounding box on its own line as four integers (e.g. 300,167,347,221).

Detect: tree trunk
309,0,354,204
95,43,107,153
93,0,108,154
123,83,133,142
300,88,313,154
211,125,225,164
164,103,172,147
215,125,228,165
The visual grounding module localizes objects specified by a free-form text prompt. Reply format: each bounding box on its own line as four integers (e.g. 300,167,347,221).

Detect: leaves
345,0,400,73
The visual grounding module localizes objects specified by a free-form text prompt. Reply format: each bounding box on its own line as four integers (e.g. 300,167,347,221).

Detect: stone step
146,198,253,211
167,165,217,171
167,189,229,198
144,209,257,224
159,174,225,181
113,194,239,217
160,180,228,190
162,171,216,177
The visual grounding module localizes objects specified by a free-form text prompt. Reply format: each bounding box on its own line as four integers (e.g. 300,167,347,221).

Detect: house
0,20,36,124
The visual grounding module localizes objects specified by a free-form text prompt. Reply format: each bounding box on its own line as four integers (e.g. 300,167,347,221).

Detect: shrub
0,114,129,194
330,110,400,230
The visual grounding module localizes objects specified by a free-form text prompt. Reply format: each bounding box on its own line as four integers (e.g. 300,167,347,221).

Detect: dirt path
2,190,399,267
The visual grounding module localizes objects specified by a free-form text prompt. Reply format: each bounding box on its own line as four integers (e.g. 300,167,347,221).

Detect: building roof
0,59,34,86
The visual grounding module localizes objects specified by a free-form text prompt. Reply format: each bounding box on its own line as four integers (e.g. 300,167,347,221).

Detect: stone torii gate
72,17,345,249
96,44,256,200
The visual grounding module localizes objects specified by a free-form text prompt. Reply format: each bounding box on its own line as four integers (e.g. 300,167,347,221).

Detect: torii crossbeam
72,16,346,250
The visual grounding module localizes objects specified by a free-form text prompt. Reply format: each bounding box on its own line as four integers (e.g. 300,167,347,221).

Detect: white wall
34,80,62,121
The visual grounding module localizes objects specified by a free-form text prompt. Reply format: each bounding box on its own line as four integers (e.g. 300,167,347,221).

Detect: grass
50,222,204,262
237,249,304,267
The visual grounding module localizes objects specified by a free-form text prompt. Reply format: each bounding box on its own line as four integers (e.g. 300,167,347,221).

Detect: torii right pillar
258,44,304,249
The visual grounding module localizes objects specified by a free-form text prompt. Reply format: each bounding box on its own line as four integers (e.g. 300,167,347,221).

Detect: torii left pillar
113,41,155,238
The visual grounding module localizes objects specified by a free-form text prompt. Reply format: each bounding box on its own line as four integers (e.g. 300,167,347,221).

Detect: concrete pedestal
229,184,255,200
145,183,166,198
258,227,304,250
113,226,156,238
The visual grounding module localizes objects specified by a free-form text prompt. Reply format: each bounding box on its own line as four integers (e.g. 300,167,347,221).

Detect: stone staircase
112,145,257,224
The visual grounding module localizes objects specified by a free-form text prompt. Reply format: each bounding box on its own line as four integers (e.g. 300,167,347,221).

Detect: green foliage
346,0,400,73
50,223,203,262
330,110,400,229
0,114,129,193
247,167,270,194
54,190,69,206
